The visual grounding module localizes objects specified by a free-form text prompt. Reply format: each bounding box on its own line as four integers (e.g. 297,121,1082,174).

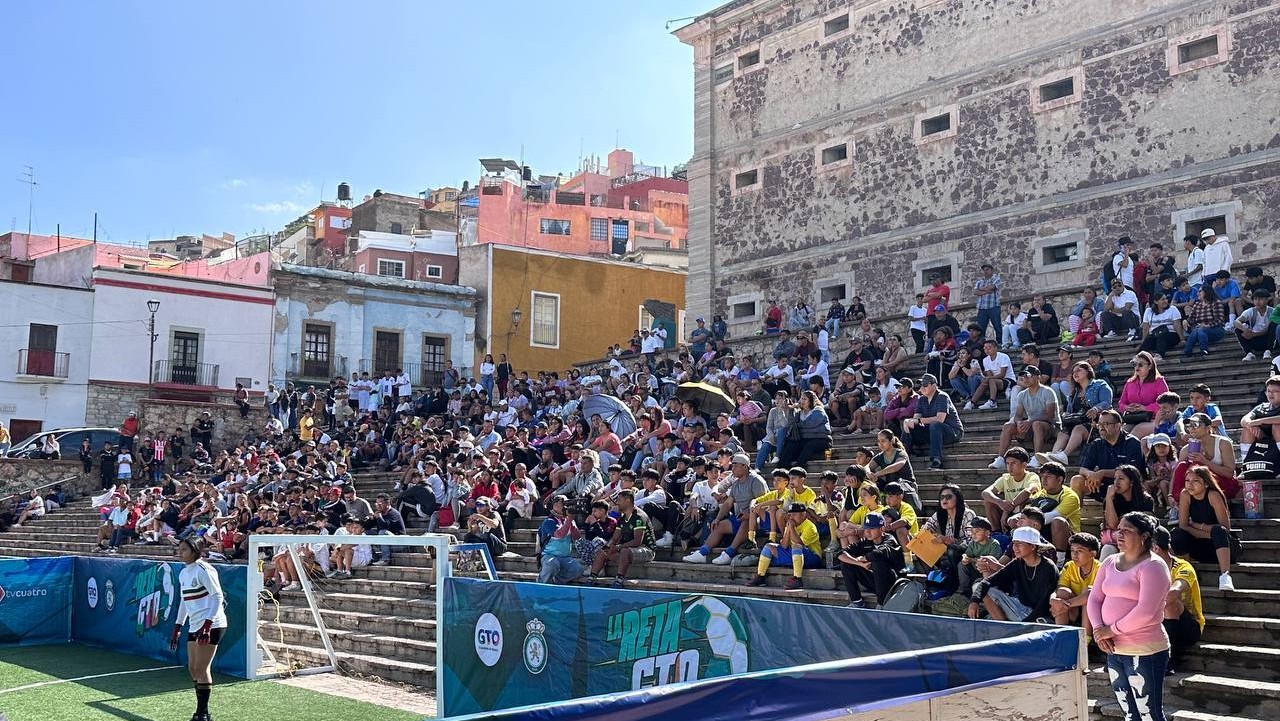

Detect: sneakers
784,576,804,590
371,559,390,566
979,400,998,411
611,577,625,589
1125,331,1137,342
1266,351,1274,360
1167,506,1179,523
711,551,733,566
1048,450,1069,464
655,532,675,548
281,582,301,592
1027,456,1042,470
324,570,339,578
1243,352,1257,362
682,550,708,564
1218,573,1235,591
1103,331,1117,339
745,574,767,587
929,458,944,470
963,401,976,411
847,599,867,609
988,456,1007,470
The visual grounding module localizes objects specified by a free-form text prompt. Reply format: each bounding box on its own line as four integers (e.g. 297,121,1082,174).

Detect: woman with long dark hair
1100,464,1154,557
922,483,976,572
169,537,227,721
1171,465,1236,591
1088,511,1171,721
866,430,920,511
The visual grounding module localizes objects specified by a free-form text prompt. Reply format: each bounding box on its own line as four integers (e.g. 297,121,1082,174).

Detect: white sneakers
281,582,302,592
988,456,1007,470
1048,450,1069,464
963,401,976,411
1243,352,1257,362
979,400,998,411
1028,456,1042,469
656,532,675,548
1125,331,1137,342
1219,573,1235,591
683,550,708,563
1103,331,1118,339
712,551,733,565
1266,351,1274,360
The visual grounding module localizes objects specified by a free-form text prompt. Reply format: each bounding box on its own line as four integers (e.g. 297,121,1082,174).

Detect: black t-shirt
1111,491,1154,517
617,510,654,548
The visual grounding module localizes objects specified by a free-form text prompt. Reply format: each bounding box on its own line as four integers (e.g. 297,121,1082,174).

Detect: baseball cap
785,502,807,513
1019,365,1041,377
1011,526,1053,548
476,497,492,507
918,374,938,387
862,512,885,529
1246,266,1264,278
696,317,705,322
933,304,946,312
1145,433,1172,448
731,453,751,466
1200,228,1216,238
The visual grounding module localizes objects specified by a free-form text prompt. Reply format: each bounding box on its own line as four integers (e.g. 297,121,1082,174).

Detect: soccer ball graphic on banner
682,596,749,677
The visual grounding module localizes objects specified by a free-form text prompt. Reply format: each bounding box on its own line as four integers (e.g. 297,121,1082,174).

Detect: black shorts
187,626,224,646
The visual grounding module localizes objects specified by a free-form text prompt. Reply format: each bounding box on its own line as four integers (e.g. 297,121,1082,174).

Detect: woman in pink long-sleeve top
1118,352,1169,439
1087,510,1171,721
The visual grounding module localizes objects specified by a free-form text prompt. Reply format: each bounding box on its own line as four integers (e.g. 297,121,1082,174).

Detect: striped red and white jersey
176,559,228,631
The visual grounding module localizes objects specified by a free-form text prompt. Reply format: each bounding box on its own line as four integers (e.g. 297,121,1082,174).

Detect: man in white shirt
1101,283,1141,341
1183,234,1206,289
1111,237,1135,291
907,293,930,354
395,369,412,402
970,339,1015,411
377,371,396,409
1233,289,1275,361
763,356,795,394
1201,228,1234,277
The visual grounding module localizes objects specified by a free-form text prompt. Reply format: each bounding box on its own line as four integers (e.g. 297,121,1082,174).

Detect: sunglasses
939,493,955,500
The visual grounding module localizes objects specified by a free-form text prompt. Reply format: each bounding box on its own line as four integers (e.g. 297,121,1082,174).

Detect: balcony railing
152,359,220,387
289,356,348,381
356,360,446,389
17,349,69,378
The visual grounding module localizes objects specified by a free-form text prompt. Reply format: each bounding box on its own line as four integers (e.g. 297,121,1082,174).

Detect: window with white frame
590,217,608,241
1167,26,1230,76
530,292,560,348
732,300,757,319
713,64,734,85
426,265,443,279
377,259,406,278
539,218,571,235
823,14,850,38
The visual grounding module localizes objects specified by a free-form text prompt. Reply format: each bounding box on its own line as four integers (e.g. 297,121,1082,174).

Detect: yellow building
426,187,460,215
458,244,686,372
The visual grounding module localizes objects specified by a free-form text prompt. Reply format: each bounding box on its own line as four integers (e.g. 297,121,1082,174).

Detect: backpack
881,577,926,613
1241,440,1280,480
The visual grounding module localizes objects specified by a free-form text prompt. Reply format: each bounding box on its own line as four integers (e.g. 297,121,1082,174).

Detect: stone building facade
675,0,1280,333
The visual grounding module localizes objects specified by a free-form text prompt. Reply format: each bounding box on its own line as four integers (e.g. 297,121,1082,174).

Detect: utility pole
18,166,36,237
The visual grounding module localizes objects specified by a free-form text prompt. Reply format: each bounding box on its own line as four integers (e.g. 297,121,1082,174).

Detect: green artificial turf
0,645,425,721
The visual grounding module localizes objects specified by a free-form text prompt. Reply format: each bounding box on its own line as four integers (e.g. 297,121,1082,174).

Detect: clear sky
1,1,720,244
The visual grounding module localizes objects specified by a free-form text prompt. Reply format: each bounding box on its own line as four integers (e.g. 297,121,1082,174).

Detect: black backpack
1240,440,1280,480
881,577,926,614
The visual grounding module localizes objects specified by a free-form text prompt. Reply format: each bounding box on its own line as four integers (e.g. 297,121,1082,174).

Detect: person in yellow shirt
746,470,789,545
881,481,919,569
1153,526,1203,674
1050,532,1099,633
746,503,823,590
1030,461,1082,558
298,408,316,443
779,467,817,513
836,482,884,550
981,447,1040,533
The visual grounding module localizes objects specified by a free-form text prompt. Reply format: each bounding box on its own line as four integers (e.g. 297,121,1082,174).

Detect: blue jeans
974,306,1000,341
950,375,980,400
1105,650,1168,721
755,427,786,468
373,529,395,560
539,555,584,584
824,318,841,340
909,423,962,462
1183,326,1225,355
481,375,494,399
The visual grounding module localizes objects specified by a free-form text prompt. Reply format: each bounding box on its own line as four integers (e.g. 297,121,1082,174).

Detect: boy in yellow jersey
779,467,817,514
1153,526,1203,674
812,471,844,554
746,470,789,546
881,481,918,570
1050,532,1099,633
745,502,823,590
981,446,1040,533
1030,461,1082,560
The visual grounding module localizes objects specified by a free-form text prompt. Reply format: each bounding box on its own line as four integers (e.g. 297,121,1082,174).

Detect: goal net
244,532,494,703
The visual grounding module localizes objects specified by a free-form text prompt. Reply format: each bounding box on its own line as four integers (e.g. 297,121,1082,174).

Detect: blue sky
1,1,719,243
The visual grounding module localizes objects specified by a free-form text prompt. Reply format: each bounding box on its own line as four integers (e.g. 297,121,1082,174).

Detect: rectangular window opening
819,285,848,303
921,114,952,136
920,265,953,287
713,64,734,85
732,301,757,319
1184,215,1226,242
589,217,609,241
426,265,443,279
1038,77,1075,103
539,218,571,235
820,144,849,165
377,259,405,278
531,293,560,348
824,14,850,37
738,50,760,70
734,169,758,189
1178,36,1219,65
1041,242,1080,266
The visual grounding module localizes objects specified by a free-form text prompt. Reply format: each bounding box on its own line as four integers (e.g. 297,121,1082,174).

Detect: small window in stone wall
732,300,757,319
919,264,953,287
921,114,952,137
821,144,848,165
1185,215,1226,241
820,284,847,303
823,14,850,37
713,64,734,85
735,169,758,189
1178,36,1218,64
738,50,760,70
1039,77,1075,103
1042,242,1079,266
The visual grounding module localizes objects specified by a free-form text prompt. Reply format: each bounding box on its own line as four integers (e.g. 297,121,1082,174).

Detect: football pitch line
0,665,181,695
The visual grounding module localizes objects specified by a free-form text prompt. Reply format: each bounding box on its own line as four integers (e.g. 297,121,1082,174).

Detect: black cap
1019,365,1041,377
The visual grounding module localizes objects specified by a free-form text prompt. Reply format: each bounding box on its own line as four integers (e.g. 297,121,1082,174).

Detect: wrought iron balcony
152,359,220,387
17,349,69,378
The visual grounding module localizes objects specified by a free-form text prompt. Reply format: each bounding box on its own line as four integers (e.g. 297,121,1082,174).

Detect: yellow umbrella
675,382,735,416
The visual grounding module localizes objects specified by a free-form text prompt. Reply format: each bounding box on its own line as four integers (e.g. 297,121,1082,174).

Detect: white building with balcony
0,279,95,437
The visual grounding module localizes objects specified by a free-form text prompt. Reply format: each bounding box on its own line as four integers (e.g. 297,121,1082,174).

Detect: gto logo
474,612,503,667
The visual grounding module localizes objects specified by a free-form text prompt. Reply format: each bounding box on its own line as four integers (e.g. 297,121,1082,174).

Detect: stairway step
260,642,435,688
1178,674,1280,719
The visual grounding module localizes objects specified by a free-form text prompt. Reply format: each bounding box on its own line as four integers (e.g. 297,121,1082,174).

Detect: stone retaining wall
0,459,92,504
138,398,268,452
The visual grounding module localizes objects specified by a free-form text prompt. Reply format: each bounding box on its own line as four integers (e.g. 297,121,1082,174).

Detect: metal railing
355,360,446,389
0,475,80,509
152,359,220,387
17,349,69,378
290,356,348,381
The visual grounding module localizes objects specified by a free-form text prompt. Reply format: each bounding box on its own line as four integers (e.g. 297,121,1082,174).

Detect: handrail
0,474,81,508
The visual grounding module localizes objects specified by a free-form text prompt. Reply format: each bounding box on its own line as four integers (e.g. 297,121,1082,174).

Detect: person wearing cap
823,297,846,341
923,272,951,312
1200,227,1233,278
683,453,767,564
745,502,824,590
689,317,713,359
589,489,655,589
1111,236,1136,292
988,366,1059,470
464,496,508,559
926,304,960,349
119,411,140,453
837,511,904,608
969,525,1058,622
903,374,963,470
1151,525,1203,674
1231,288,1274,361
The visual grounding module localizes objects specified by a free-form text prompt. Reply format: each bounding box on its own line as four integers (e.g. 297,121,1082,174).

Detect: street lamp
511,306,522,328
146,299,160,384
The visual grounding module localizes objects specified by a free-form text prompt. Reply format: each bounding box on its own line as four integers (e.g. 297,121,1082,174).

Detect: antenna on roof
665,15,699,30
17,165,36,238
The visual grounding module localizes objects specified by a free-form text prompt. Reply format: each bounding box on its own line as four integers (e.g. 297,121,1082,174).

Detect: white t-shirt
816,329,829,352
177,560,228,631
802,360,830,389
1142,306,1182,332
1004,311,1028,327
1107,289,1139,315
1185,247,1206,287
689,480,718,510
765,364,794,384
1112,252,1134,290
981,352,1016,381
1203,239,1233,277
908,304,929,332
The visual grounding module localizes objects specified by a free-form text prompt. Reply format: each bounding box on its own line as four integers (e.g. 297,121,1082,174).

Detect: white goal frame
244,532,459,708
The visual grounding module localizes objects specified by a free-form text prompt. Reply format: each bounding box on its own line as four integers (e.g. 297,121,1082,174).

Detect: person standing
0,422,10,456
478,355,495,400
907,294,930,354
169,537,228,721
192,411,215,452
119,412,140,453
1200,228,1233,278
495,354,514,398
98,442,118,490
1087,511,1171,721
973,263,1002,341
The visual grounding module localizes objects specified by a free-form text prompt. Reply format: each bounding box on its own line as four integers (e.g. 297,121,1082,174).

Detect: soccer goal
244,532,495,706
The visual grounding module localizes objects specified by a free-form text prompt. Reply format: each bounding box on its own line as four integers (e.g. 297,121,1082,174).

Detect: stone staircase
2,337,1278,719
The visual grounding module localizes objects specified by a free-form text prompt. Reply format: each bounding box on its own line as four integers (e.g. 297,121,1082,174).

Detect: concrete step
1175,644,1280,682
271,621,436,666
1201,615,1280,647
1178,674,1280,719
273,601,437,640
1201,588,1280,617
261,642,435,688
1171,710,1271,721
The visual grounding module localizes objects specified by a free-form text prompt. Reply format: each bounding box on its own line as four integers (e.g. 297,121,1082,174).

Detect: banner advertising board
0,557,73,646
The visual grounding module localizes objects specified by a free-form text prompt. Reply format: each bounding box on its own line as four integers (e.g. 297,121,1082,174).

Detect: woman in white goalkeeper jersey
169,537,228,721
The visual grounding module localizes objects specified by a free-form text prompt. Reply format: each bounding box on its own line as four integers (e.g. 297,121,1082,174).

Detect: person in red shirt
923,274,951,311
765,300,784,334
120,412,140,452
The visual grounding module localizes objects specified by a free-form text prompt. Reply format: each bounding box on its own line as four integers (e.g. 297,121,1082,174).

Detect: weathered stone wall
138,398,268,452
0,460,93,503
84,382,152,429
680,0,1280,327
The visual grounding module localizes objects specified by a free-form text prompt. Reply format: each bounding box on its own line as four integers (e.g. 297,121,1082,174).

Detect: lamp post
507,306,522,358
146,299,160,384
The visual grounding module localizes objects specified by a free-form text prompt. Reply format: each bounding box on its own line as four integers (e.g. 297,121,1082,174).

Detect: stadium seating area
1,336,1278,721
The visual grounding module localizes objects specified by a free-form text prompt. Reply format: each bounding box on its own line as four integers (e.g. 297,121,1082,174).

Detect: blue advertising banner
441,577,1071,716
72,556,249,678
0,557,73,646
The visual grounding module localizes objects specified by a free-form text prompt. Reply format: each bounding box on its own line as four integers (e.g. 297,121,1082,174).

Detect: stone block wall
84,382,152,429
138,398,269,452
0,459,93,503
